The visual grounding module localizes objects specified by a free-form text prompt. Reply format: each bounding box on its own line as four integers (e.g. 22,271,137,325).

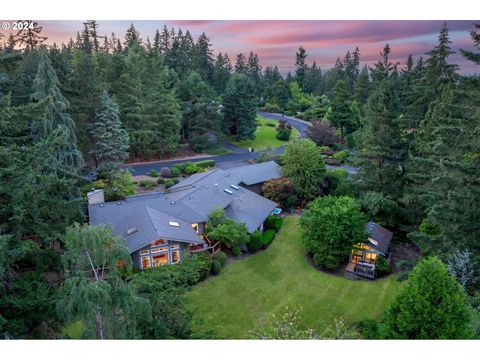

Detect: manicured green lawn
228,116,299,150
187,216,402,339
202,142,233,155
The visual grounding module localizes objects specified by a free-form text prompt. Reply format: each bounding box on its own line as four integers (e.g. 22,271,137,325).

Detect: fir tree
354,65,370,108
328,80,351,138
90,91,129,174
194,32,214,83
31,47,83,169
177,72,221,151
294,46,308,90
369,44,398,84
234,53,247,74
14,21,47,51
223,74,257,140
123,23,142,50
460,22,480,64
212,52,232,94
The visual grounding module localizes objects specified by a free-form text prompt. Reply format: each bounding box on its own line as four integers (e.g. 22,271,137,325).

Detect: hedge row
262,230,276,248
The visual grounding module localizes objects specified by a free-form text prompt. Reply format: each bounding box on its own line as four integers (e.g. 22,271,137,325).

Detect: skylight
169,221,180,227
126,227,138,235
224,189,233,194
230,184,239,190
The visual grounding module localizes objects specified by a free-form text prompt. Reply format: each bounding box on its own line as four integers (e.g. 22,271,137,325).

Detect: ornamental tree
300,196,366,269
382,257,473,339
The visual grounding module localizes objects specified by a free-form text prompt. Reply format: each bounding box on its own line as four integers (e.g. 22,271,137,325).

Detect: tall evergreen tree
223,74,257,140
354,65,370,109
328,79,351,138
123,23,142,50
294,46,308,90
31,48,83,169
177,71,221,151
194,32,214,84
234,53,247,74
460,22,480,64
14,21,47,51
212,52,232,94
369,44,398,84
90,91,129,174
355,79,406,224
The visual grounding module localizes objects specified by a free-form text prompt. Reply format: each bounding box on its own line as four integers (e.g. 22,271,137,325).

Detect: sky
1,20,478,74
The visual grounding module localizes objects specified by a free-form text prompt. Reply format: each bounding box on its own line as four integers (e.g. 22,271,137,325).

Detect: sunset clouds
1,20,477,74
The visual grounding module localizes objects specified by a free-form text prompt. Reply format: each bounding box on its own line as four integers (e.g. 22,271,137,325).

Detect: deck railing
190,235,221,256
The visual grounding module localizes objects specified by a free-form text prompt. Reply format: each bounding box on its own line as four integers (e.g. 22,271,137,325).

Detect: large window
152,253,168,267
151,246,168,253
151,239,168,247
171,250,180,264
141,256,151,269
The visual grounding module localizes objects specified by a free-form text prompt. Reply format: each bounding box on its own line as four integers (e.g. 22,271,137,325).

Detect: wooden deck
190,235,221,256
345,261,376,280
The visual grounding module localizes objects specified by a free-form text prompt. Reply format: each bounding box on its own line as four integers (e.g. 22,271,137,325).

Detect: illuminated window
140,249,150,256
151,246,168,253
151,239,168,247
141,256,151,269
152,253,168,267
192,223,198,233
171,250,180,264
170,245,179,250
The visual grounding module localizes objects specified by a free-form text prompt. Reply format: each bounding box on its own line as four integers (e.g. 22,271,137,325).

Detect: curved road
122,112,357,176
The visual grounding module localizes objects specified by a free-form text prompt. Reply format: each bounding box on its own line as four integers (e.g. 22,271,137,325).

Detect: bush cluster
138,180,157,189
232,246,241,257
262,230,276,248
148,169,158,177
247,231,263,252
264,216,283,232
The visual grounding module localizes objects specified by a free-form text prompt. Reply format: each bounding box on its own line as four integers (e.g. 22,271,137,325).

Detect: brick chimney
87,189,105,205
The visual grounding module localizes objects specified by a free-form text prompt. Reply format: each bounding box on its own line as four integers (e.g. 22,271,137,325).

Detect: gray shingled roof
88,163,280,252
228,161,282,186
366,221,393,255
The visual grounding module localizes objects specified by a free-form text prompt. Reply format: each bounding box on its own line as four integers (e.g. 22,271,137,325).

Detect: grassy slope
228,116,299,150
187,216,402,339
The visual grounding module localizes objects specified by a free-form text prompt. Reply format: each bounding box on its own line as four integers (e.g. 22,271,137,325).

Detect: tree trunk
96,312,106,340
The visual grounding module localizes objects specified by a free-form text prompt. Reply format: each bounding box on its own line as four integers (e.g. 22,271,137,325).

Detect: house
345,221,393,279
88,162,279,270
228,160,282,194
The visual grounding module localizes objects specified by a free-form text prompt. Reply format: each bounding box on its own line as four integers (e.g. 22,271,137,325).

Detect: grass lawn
187,216,402,339
228,116,299,150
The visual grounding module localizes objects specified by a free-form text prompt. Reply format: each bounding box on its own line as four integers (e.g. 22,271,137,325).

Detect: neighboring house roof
228,161,282,186
88,163,279,253
366,221,393,255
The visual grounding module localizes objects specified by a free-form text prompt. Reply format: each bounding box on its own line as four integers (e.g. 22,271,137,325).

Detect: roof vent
126,227,138,235
230,184,239,190
99,204,104,207
224,189,233,194
117,202,122,205
170,201,176,205
169,221,180,227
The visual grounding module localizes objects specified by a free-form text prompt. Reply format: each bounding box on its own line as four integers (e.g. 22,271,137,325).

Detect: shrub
264,216,276,230
332,150,350,163
265,122,276,127
165,180,175,189
276,128,291,141
138,180,157,189
214,251,227,267
196,159,215,168
248,231,263,252
186,253,213,283
184,162,200,175
211,259,222,275
262,230,276,248
262,178,297,209
173,178,180,184
264,216,282,232
170,166,181,177
157,178,166,185
148,169,158,177
346,134,356,148
232,246,241,257
207,218,249,248
375,255,390,277
160,167,171,178
319,145,330,153
262,102,282,113
307,120,339,146
356,318,380,339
